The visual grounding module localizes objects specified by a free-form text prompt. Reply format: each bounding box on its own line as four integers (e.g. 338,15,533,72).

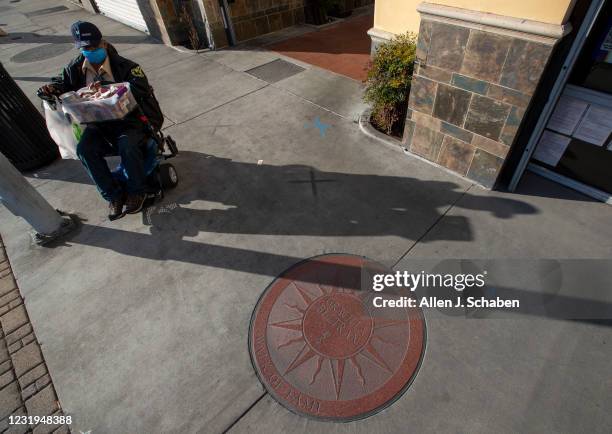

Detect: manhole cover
10,43,73,63
245,59,305,83
249,254,426,421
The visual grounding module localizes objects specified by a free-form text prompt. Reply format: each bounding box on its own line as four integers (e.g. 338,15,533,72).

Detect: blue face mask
81,47,107,64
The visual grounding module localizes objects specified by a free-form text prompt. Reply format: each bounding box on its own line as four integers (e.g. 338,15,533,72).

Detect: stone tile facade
0,237,70,433
228,0,306,42
226,0,373,43
403,7,564,188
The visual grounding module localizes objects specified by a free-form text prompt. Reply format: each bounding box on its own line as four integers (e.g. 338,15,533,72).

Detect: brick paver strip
0,305,28,335
268,14,374,82
0,277,17,297
0,382,21,419
12,343,44,378
0,236,70,433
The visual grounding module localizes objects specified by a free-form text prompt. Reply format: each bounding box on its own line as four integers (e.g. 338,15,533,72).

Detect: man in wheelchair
39,21,165,220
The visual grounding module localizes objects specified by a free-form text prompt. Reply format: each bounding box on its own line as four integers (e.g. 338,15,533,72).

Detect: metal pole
0,152,72,240
219,0,236,46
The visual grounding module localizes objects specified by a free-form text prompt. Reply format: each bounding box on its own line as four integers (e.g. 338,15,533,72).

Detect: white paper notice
547,95,589,135
533,130,571,166
573,105,612,146
602,26,612,50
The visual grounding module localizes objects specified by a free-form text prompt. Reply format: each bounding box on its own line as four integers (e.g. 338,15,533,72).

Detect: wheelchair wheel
159,163,178,189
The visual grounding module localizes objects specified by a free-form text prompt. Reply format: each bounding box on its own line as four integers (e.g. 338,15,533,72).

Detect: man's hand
38,84,60,96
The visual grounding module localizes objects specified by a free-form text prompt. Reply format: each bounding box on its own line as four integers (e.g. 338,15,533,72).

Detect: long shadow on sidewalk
34,150,538,267
26,152,612,322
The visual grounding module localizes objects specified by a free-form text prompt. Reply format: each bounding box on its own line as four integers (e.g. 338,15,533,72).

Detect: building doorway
512,0,611,203
95,0,149,33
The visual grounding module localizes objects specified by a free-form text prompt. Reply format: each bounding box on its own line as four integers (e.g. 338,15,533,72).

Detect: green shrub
364,32,417,135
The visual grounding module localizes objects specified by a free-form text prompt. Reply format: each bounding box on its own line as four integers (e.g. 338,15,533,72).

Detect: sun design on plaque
268,282,410,401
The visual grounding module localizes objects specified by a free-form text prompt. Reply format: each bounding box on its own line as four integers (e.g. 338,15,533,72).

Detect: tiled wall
337,0,374,13
404,18,555,187
227,0,373,42
229,0,305,42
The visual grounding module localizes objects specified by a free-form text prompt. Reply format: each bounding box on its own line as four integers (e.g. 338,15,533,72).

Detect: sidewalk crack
170,84,270,128
221,391,267,434
392,183,474,268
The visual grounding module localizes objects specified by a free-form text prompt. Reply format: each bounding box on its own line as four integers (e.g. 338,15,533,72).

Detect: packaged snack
60,82,137,123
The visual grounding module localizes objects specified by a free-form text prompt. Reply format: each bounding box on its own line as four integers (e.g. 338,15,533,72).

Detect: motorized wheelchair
113,110,179,202
37,89,179,204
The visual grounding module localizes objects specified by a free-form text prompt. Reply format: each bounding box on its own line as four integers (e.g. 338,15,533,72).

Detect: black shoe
108,197,125,221
125,193,146,214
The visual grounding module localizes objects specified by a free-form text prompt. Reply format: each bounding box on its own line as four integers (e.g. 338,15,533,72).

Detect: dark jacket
51,44,164,130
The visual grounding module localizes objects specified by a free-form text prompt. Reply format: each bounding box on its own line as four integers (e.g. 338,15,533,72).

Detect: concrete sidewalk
1,1,611,433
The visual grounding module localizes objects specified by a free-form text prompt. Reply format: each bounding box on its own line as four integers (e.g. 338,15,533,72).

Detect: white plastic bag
43,100,82,159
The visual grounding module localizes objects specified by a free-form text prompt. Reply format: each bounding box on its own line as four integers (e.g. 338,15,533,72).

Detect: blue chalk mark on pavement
304,117,330,137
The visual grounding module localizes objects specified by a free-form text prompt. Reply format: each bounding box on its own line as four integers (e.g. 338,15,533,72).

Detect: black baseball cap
70,21,102,48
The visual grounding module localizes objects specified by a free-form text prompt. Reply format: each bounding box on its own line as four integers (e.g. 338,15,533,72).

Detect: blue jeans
77,125,147,202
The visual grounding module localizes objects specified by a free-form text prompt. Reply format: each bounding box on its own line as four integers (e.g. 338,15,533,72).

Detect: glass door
530,3,612,196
